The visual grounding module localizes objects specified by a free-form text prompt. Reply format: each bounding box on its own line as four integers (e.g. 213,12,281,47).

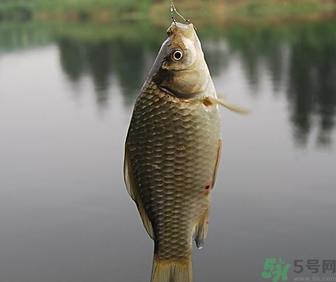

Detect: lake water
0,20,336,282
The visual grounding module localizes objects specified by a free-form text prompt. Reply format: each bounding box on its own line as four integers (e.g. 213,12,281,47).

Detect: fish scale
127,81,221,262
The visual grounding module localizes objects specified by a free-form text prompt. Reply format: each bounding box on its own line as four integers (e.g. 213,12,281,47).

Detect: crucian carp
124,20,246,282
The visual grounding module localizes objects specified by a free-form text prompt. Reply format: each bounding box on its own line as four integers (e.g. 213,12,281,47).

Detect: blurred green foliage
0,0,33,21
0,0,335,22
0,0,162,21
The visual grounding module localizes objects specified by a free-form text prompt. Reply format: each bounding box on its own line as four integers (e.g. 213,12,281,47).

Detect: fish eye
171,50,183,61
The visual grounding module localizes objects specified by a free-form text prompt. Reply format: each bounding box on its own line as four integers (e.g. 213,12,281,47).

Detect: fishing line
170,0,190,24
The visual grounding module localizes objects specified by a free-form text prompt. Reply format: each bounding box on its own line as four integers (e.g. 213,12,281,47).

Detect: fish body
124,22,222,282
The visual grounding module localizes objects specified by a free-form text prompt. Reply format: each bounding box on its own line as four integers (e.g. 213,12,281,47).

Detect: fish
124,21,226,282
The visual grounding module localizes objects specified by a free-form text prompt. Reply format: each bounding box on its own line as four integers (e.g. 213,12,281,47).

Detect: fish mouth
167,22,196,46
167,22,195,37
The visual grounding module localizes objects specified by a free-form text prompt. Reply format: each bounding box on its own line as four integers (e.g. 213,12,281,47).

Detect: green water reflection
1,20,336,146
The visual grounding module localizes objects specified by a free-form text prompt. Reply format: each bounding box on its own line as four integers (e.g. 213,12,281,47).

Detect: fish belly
128,82,221,261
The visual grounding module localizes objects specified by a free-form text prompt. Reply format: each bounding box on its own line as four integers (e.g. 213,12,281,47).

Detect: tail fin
151,254,192,282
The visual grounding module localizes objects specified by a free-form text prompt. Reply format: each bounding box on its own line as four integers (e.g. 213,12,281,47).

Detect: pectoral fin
203,96,250,114
124,139,154,239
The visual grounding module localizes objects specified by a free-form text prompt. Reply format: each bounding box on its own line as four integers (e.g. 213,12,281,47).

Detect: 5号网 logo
261,258,336,282
261,258,291,282
293,260,336,274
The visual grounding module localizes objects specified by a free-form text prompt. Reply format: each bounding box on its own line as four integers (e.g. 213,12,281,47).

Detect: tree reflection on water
221,21,336,147
1,20,335,147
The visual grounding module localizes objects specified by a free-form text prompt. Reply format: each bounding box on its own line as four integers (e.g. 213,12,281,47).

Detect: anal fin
193,208,210,249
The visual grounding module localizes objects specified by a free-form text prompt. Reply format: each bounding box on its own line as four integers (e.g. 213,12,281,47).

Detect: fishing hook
170,0,191,25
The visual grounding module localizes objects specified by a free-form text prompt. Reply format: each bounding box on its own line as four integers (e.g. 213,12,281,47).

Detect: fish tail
151,254,192,282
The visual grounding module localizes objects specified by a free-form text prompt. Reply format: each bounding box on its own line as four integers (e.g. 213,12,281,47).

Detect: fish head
149,22,211,99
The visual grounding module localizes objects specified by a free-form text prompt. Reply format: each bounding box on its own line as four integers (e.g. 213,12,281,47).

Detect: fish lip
167,22,195,37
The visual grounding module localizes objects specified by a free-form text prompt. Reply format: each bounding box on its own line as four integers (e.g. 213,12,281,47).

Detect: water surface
0,20,336,282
